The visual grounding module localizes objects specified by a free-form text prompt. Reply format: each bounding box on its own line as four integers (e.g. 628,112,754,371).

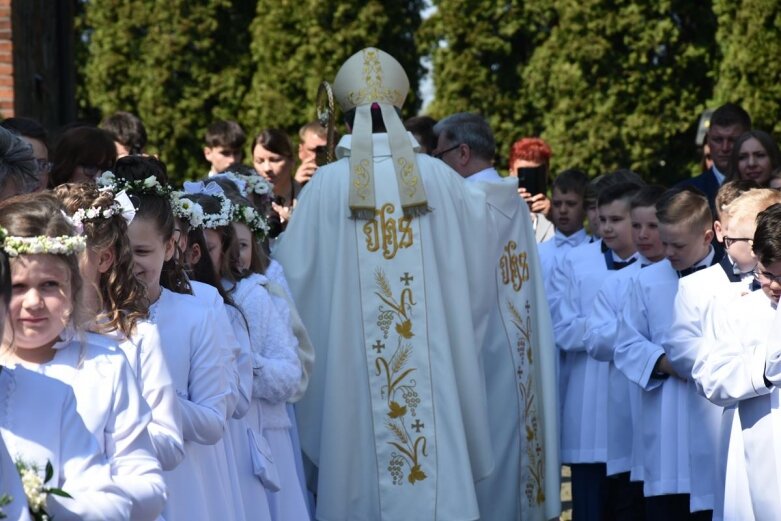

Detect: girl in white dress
178,191,273,521
0,193,133,520
187,185,309,521
107,157,236,521
0,226,32,521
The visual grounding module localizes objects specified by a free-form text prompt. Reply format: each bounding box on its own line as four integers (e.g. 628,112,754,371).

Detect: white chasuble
273,133,494,521
472,180,561,521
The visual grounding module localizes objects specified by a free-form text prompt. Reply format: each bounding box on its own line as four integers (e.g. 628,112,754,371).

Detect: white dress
22,335,166,520
149,288,233,521
108,321,184,472
189,281,251,521
0,429,31,521
229,274,309,521
0,365,132,520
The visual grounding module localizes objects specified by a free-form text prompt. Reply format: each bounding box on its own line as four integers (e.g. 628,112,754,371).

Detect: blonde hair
715,180,759,220
722,188,781,225
54,183,149,337
0,192,88,332
656,187,713,231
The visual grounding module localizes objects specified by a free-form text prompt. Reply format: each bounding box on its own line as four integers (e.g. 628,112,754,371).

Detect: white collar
465,168,502,183
335,132,421,159
554,228,589,247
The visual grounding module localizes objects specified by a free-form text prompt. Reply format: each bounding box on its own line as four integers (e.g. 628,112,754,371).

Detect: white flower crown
0,226,87,257
181,181,234,229
233,202,270,238
97,171,172,197
70,190,136,229
239,173,272,196
170,191,206,228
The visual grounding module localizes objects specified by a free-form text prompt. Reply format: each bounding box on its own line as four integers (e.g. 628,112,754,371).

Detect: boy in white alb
537,168,590,293
670,187,780,518
615,186,715,520
697,203,781,519
584,185,667,519
554,181,643,520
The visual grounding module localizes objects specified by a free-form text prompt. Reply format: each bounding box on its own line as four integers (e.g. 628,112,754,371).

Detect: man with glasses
432,112,501,182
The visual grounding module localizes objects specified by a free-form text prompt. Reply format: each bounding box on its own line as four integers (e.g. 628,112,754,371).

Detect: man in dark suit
678,103,751,212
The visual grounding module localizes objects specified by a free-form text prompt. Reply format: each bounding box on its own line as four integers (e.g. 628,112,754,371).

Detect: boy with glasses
668,188,781,518
696,202,781,518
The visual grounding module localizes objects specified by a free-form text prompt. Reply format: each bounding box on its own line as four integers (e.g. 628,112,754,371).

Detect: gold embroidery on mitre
500,241,530,292
508,299,545,505
346,49,405,108
372,268,428,485
363,203,414,259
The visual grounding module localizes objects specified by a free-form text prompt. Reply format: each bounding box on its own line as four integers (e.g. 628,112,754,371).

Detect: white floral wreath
182,181,234,229
170,191,206,228
97,171,171,198
232,202,270,239
0,228,86,257
70,190,136,229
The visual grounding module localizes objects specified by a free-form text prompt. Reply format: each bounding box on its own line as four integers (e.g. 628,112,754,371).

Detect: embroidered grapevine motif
508,299,545,506
372,268,428,485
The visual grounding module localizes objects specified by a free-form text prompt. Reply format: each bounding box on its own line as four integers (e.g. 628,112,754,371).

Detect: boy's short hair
298,120,327,141
722,188,781,225
656,186,712,230
586,169,644,208
715,179,760,219
205,120,246,149
552,169,588,197
597,181,642,208
100,111,147,154
630,185,666,210
753,203,781,265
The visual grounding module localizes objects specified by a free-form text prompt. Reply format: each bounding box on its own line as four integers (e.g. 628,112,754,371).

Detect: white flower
142,176,158,189
96,171,116,188
20,468,45,513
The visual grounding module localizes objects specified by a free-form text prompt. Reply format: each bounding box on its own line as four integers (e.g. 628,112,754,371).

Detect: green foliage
712,0,781,135
420,0,556,165
521,0,716,184
81,0,256,183
244,0,424,138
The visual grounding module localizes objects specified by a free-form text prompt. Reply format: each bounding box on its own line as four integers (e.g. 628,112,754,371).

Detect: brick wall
0,0,13,118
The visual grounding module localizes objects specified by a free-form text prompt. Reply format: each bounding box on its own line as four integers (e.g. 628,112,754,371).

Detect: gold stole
356,199,436,518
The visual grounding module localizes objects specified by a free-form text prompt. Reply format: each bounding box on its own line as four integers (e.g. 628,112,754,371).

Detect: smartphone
517,166,547,196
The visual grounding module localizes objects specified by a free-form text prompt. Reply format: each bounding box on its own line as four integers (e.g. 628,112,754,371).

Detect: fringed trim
349,208,377,221
403,204,432,219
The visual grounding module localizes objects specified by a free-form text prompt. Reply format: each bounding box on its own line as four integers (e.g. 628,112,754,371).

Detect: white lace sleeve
236,278,302,404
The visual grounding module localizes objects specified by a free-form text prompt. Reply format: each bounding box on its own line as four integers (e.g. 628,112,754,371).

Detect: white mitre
332,48,429,219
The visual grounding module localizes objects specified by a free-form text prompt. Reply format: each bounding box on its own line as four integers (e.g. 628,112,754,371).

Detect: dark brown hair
50,126,116,187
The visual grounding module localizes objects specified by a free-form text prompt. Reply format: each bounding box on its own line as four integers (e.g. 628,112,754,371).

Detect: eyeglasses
753,268,781,285
35,159,52,174
723,236,753,248
433,144,461,160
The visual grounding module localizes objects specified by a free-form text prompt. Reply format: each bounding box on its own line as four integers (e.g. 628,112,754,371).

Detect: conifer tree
81,0,255,182
711,0,781,134
244,0,424,139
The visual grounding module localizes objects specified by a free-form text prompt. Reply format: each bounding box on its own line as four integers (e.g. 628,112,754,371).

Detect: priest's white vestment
470,179,561,521
274,133,497,521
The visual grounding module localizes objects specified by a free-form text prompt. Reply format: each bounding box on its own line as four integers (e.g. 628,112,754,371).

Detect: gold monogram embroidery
397,157,418,199
500,241,530,292
508,300,545,505
372,268,428,485
363,203,414,259
353,159,371,201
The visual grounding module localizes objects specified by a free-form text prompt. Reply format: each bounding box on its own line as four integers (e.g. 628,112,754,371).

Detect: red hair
508,137,552,167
